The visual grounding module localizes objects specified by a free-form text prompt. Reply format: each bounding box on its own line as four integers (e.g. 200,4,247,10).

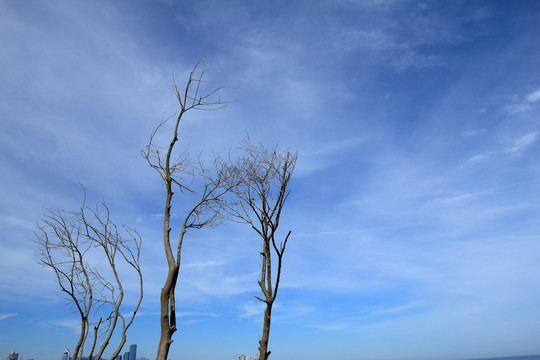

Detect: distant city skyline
235,355,257,360
2,351,539,360
6,352,19,360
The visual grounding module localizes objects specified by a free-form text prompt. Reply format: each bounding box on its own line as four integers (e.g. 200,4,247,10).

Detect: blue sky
1,1,540,360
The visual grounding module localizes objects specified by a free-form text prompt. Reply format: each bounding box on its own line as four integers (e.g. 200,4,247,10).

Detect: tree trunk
258,301,273,360
143,59,233,360
157,263,179,360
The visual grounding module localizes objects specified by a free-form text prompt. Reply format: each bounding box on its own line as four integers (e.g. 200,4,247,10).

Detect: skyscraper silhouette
129,344,137,360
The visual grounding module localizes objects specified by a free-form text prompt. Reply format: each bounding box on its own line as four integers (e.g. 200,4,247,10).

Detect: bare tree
35,195,143,360
229,140,297,360
141,58,234,360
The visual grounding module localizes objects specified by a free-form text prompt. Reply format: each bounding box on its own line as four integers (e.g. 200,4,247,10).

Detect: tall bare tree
35,196,143,360
141,58,234,360
229,140,297,360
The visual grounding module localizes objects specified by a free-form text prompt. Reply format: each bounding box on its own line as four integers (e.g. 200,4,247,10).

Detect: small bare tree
229,140,297,360
35,196,143,360
141,58,234,360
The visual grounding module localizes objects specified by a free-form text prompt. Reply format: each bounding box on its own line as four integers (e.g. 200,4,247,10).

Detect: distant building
61,349,70,360
236,355,257,360
129,344,137,360
6,352,19,360
123,351,129,360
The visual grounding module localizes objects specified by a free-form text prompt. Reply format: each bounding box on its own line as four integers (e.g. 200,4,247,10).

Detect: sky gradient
1,1,540,360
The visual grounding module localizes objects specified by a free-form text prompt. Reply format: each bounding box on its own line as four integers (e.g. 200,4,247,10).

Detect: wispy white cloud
505,102,531,114
310,321,357,332
177,311,220,318
183,260,225,269
273,303,315,320
182,266,258,298
467,154,487,163
370,300,425,316
238,301,266,319
525,88,540,103
507,131,538,152
504,87,540,113
133,311,161,317
0,215,35,230
461,128,487,137
237,300,315,322
296,137,365,176
0,313,17,321
428,189,494,204
39,318,81,333
0,244,59,300
464,131,538,166
176,311,221,326
327,2,482,72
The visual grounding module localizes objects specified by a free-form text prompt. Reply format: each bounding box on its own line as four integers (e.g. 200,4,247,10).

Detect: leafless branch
144,57,236,360
225,139,297,360
35,191,143,360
